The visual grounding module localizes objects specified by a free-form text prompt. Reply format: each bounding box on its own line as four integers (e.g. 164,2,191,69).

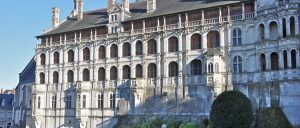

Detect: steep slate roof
19,57,36,84
40,0,249,36
0,94,14,107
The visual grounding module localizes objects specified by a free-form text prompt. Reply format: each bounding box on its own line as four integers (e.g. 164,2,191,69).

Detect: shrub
209,90,253,128
179,123,197,128
167,119,182,128
254,107,292,128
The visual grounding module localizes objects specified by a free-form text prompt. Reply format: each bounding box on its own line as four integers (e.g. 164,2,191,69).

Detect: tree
209,90,253,128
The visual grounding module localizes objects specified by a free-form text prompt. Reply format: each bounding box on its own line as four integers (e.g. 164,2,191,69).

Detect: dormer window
111,26,118,33
111,15,117,22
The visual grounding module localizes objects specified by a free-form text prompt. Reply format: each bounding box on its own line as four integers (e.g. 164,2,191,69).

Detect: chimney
108,0,115,12
0,88,3,94
52,7,60,28
77,0,83,20
147,0,156,12
123,0,129,12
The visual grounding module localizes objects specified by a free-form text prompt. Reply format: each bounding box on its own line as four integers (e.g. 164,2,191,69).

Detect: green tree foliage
255,107,292,128
167,119,182,128
209,90,253,128
179,123,197,128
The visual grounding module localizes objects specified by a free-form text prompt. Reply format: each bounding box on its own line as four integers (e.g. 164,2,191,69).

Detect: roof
0,94,14,107
19,57,36,84
40,0,250,37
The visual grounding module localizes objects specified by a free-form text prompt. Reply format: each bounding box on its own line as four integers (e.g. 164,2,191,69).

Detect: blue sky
0,0,134,89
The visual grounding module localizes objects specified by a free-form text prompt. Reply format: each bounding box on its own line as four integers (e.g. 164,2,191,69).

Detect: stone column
286,17,291,36
178,34,183,52
265,22,270,40
295,16,300,35
279,52,284,69
278,19,283,38
118,43,122,58
287,50,292,68
266,53,271,71
201,10,204,25
242,3,245,20
202,33,207,49
220,28,225,47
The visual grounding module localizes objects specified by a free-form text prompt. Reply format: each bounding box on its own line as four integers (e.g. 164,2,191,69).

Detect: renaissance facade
32,0,300,127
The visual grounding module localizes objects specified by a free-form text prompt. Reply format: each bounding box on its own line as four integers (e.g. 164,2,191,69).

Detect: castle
14,0,300,127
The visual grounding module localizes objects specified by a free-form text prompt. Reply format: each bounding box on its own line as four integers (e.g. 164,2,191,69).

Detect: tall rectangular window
98,94,104,109
110,93,116,108
65,96,72,109
51,95,57,109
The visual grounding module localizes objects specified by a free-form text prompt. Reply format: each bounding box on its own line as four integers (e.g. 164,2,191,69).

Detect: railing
145,27,157,33
245,13,254,19
204,18,219,24
188,20,202,27
165,24,178,30
37,44,46,48
230,14,243,21
133,29,143,35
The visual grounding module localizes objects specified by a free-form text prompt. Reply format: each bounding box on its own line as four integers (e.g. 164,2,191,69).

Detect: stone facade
32,0,300,127
0,94,14,128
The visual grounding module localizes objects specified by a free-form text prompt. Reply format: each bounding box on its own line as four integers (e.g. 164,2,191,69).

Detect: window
123,42,131,57
283,50,288,69
208,63,214,74
82,69,90,81
68,50,74,62
259,24,265,41
65,95,72,109
136,64,143,78
191,59,202,75
83,47,90,61
291,49,297,69
148,39,157,54
53,71,59,83
168,37,179,52
271,52,279,70
207,31,220,48
98,67,106,81
67,70,74,83
53,52,59,64
123,65,131,79
110,93,116,108
136,41,143,55
111,26,117,33
111,15,117,22
99,46,106,59
169,62,179,77
269,21,279,41
282,18,287,38
110,66,118,80
233,56,243,73
233,28,242,46
191,34,202,50
82,95,86,108
51,95,57,109
37,96,41,108
260,54,266,71
98,94,104,109
290,17,295,36
40,53,46,65
148,63,157,78
40,73,45,84
6,122,11,128
110,44,118,58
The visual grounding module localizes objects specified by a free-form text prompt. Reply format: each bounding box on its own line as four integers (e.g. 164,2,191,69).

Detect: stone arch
168,36,179,52
83,47,90,61
271,52,279,70
207,31,220,48
191,59,202,75
147,39,157,54
82,68,90,81
191,33,202,50
110,44,118,58
40,53,46,65
68,49,74,62
148,63,157,78
67,70,74,83
136,40,143,55
98,45,106,59
123,42,131,57
269,21,279,40
110,66,118,80
136,64,143,78
169,61,179,77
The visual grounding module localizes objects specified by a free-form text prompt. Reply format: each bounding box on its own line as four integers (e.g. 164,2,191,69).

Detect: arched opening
122,65,131,79
191,34,202,50
67,70,74,83
169,61,179,77
123,42,131,57
207,31,220,48
53,52,60,64
191,59,202,75
40,53,46,65
53,71,59,83
98,67,106,81
291,49,297,69
136,64,143,78
259,24,265,41
68,50,74,62
83,47,90,61
271,52,279,71
290,17,295,36
208,62,214,74
110,66,118,80
283,50,288,69
269,21,279,40
6,122,11,128
110,44,118,58
148,39,157,54
148,63,157,78
98,46,106,59
233,28,242,46
82,69,90,81
39,73,45,84
233,56,243,73
260,54,266,71
282,18,287,38
136,41,143,55
168,36,179,52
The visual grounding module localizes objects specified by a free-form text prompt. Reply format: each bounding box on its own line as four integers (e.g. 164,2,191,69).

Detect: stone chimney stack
77,0,83,20
108,0,115,12
123,0,130,12
147,0,156,12
52,7,60,28
0,88,3,94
